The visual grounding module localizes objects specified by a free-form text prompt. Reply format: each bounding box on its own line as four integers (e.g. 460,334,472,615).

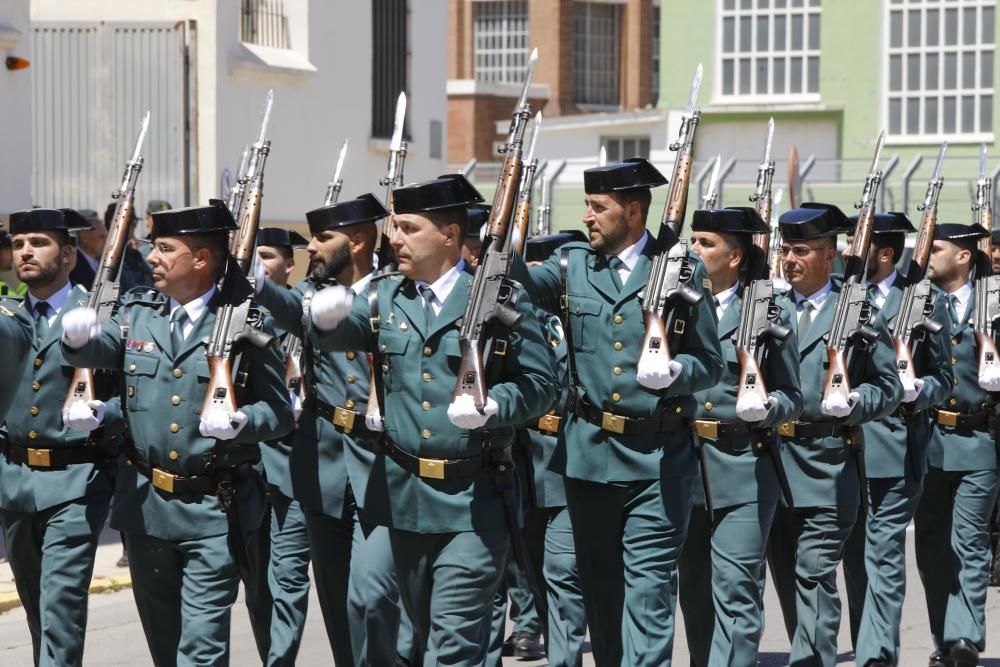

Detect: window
372,0,408,140
651,6,661,105
886,0,995,138
240,0,290,49
718,0,822,100
474,1,530,85
573,1,622,107
601,136,652,162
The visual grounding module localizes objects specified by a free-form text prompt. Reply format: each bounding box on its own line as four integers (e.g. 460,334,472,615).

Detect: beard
17,260,61,288
309,244,352,283
590,211,629,253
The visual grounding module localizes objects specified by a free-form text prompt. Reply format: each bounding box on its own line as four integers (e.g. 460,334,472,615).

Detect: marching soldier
678,206,802,666
765,203,902,667
242,226,314,665
0,228,29,296
252,194,414,666
510,158,723,666
840,213,953,667
307,174,558,665
917,223,1000,667
0,276,32,417
60,201,293,665
0,208,123,667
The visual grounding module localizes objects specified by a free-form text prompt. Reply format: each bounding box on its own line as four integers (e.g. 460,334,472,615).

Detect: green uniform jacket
0,297,32,419
258,325,295,498
257,278,373,518
62,289,294,540
780,277,903,508
929,282,997,472
0,287,124,513
312,267,559,533
860,275,953,480
691,289,803,509
510,235,724,483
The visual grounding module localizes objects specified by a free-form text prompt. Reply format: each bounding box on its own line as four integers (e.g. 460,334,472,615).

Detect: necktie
712,295,722,320
419,285,436,327
170,307,189,356
798,300,814,341
608,256,624,291
947,294,961,329
34,301,50,340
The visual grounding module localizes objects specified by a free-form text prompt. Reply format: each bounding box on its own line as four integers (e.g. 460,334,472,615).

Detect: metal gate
31,21,193,229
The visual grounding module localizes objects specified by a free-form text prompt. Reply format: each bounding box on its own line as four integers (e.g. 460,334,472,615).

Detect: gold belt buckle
601,411,626,434
937,410,958,427
151,468,177,494
537,413,561,434
694,420,719,439
26,448,51,467
777,422,796,437
333,406,357,433
418,457,446,480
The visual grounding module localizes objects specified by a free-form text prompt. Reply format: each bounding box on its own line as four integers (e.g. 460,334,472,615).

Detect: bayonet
525,111,541,166
256,89,274,148
325,139,349,205
598,145,607,167
931,141,948,183
685,63,703,114
516,48,539,112
390,91,407,153
763,117,774,166
703,155,721,207
129,111,150,164
980,142,988,182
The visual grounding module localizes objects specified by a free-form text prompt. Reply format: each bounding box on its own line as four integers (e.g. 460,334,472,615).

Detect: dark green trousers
765,504,856,667
842,476,921,665
302,505,354,666
915,466,999,652
565,477,692,667
125,531,240,666
391,528,509,665
0,494,109,667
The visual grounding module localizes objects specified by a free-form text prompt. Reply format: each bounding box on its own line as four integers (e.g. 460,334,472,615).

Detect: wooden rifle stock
663,152,694,238
736,348,767,405
824,348,853,405
202,355,238,415
639,310,673,368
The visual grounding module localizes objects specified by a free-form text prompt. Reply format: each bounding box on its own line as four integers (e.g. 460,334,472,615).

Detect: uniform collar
609,232,648,273
169,286,217,324
27,280,73,316
715,281,740,320
793,278,833,311
946,280,974,321
415,259,466,308
351,270,376,295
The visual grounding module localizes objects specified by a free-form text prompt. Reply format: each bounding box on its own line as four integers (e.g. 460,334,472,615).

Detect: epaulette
0,294,24,318
561,241,595,254
373,271,403,282
121,286,164,306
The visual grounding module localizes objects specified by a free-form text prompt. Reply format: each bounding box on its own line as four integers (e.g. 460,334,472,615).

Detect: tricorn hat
933,223,991,242
9,208,94,236
778,203,850,241
258,227,309,250
147,199,238,240
392,174,485,214
583,158,668,194
306,193,389,235
692,207,769,235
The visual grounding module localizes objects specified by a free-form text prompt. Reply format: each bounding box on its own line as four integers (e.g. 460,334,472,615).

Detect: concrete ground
1,524,999,665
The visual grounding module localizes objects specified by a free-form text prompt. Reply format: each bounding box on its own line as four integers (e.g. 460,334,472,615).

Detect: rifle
702,155,722,209
769,188,785,281
284,334,305,403
374,92,408,272
637,64,704,373
64,111,150,412
535,160,565,237
891,143,946,396
227,145,252,216
973,144,1000,380
324,139,349,206
788,145,800,209
510,112,542,256
202,90,275,417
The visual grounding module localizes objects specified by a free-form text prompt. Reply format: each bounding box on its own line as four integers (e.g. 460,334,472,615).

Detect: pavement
1,523,1000,665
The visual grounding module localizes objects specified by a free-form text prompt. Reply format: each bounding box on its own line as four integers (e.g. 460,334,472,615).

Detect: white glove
820,391,860,418
447,394,499,430
62,399,106,432
199,408,248,440
978,365,1000,392
289,391,303,421
902,377,924,403
365,408,384,433
735,394,778,423
311,285,354,331
253,257,267,295
636,358,683,391
60,307,101,348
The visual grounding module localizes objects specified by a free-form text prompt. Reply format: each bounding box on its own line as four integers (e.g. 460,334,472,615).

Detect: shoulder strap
300,282,318,394
559,248,582,391
368,281,387,417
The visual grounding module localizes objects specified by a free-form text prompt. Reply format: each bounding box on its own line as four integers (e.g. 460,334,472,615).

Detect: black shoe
929,649,955,667
502,632,544,660
949,638,979,667
116,550,129,568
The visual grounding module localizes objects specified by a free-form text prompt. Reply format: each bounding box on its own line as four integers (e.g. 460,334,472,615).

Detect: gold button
345,399,356,409
613,367,622,376
949,398,957,406
346,375,356,384
846,438,853,445
951,357,958,365
614,342,623,351
422,429,431,439
954,378,959,385
169,423,180,433
173,368,183,378
705,401,713,411
423,346,432,356
756,442,764,449
171,395,181,406
675,406,682,413
32,381,40,392
422,401,431,411
168,450,179,460
611,392,621,402
422,372,431,382
28,430,37,439
346,351,357,360
128,363,137,372
952,338,958,346
380,344,387,352
33,358,41,368
614,315,623,325
382,363,390,372
30,406,39,416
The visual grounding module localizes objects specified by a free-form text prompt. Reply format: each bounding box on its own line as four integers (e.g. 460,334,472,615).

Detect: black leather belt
930,408,989,430
124,444,241,496
691,419,755,452
381,437,509,481
1,439,103,468
311,397,377,437
569,396,686,436
776,420,844,439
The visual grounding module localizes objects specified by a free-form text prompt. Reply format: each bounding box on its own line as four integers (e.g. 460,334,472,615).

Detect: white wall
0,0,33,215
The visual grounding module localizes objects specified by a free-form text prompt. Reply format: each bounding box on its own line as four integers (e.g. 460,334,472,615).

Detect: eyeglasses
779,244,828,258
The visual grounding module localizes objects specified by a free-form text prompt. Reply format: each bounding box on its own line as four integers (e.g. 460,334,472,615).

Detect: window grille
372,0,409,140
240,0,290,49
601,136,652,163
474,1,530,85
572,1,622,107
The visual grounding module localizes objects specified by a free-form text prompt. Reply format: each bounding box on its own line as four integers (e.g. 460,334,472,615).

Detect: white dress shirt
608,233,648,287
792,279,834,314
27,280,73,324
169,286,217,341
415,259,467,316
714,281,740,321
871,270,897,310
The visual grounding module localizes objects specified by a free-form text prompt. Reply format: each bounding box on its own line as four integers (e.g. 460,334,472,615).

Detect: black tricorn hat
524,230,588,263
692,207,768,234
934,223,991,241
9,208,94,235
0,230,10,249
778,202,850,241
258,227,309,250
393,174,485,214
466,204,491,238
147,199,237,240
849,212,915,235
306,193,389,235
583,158,668,194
